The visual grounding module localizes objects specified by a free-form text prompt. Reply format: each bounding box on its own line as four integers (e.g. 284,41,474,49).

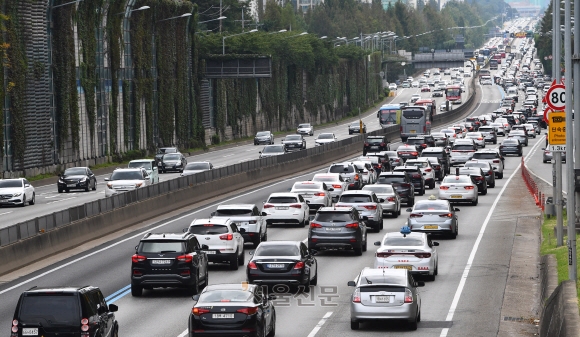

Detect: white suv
405,158,436,189
211,204,267,248
187,218,245,270
104,168,150,197
128,159,159,184
262,192,309,227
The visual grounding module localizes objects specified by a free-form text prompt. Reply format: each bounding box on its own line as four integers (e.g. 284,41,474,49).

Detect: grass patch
26,173,58,182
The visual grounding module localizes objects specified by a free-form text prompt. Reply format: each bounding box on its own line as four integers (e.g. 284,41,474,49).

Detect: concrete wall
540,279,580,337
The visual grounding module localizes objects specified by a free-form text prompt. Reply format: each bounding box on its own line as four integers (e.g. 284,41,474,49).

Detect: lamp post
222,29,258,55
117,5,150,15
198,16,226,24
52,0,83,9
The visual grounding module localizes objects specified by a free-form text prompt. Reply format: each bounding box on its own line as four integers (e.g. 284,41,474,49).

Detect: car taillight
401,183,410,188
477,137,483,140
363,205,377,210
499,145,504,149
354,174,359,181
376,252,393,257
177,254,193,263
415,253,432,258
440,186,450,190
453,134,456,138
464,186,475,190
410,213,423,218
220,233,233,241
11,320,18,333
411,152,418,156
263,204,275,208
192,307,211,316
387,197,396,202
421,144,427,148
132,254,146,263
310,222,322,228
488,170,493,176
425,168,432,172
475,176,485,181
439,213,453,218
237,307,259,315
404,288,413,303
248,261,258,269
289,204,302,209
314,192,325,196
294,261,305,269
376,164,382,169
353,288,361,303
81,318,89,332
345,223,359,228
332,184,342,189
380,142,386,147
493,160,500,163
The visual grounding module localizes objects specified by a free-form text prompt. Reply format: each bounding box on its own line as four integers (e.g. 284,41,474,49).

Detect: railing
521,157,545,211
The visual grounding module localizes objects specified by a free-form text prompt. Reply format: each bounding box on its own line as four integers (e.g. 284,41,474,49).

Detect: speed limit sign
546,83,566,110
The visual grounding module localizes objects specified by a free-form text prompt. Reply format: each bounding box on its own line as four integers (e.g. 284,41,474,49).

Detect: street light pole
553,0,563,247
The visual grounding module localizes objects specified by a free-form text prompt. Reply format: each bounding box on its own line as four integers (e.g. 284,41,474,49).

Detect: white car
311,173,347,201
389,83,398,91
464,132,486,148
210,204,267,247
261,192,309,226
315,133,337,145
438,174,478,205
352,161,376,185
0,178,35,207
410,94,421,103
297,123,314,136
522,123,537,138
105,168,151,197
181,161,213,176
128,159,159,184
405,158,436,189
362,184,401,217
290,181,333,210
411,81,419,88
187,218,245,269
373,231,439,280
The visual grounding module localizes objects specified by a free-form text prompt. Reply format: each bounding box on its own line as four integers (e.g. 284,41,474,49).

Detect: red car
421,85,431,92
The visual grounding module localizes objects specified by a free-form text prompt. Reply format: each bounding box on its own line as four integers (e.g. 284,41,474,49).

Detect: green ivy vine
122,79,130,147
0,0,7,159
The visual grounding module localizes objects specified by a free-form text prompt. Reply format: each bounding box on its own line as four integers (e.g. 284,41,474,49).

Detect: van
128,159,159,184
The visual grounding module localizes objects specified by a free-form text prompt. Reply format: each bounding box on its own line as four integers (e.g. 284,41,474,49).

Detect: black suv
308,206,368,256
405,137,429,153
363,136,390,155
11,286,118,337
394,166,425,196
131,233,209,296
365,152,392,172
377,172,415,206
155,147,178,166
421,147,450,174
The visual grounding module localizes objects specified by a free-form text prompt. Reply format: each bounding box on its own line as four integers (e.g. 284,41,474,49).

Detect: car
451,124,467,137
393,166,426,196
438,174,478,205
432,89,444,97
57,167,97,193
181,161,213,177
290,181,333,210
507,130,528,146
410,94,421,103
431,132,449,147
364,152,393,172
423,156,445,180
407,198,459,239
389,83,398,91
104,168,150,197
465,117,481,130
399,101,409,108
482,78,493,85
440,102,447,111
384,150,402,167
522,123,537,138
457,167,488,195
348,267,424,330
377,172,415,206
155,146,178,167
211,204,268,247
420,85,430,92
355,157,381,180
281,134,306,150
262,192,310,226
490,122,506,136
363,135,390,155
464,132,486,148
348,121,367,134
471,150,504,179
396,144,419,161
362,184,401,218
440,128,457,144
500,139,523,157
405,137,428,153
315,133,337,145
160,152,187,173
335,190,384,231
542,148,566,163
449,139,476,166
478,126,497,144
465,160,496,187
188,283,276,337
297,123,314,136
311,173,348,201
411,81,419,88
259,144,287,158
11,286,119,337
254,130,274,145
187,218,245,269
308,206,368,255
130,232,209,296
328,162,362,190
405,158,436,189
128,159,159,184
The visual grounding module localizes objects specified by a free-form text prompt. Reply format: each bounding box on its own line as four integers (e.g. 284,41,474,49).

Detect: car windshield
318,134,334,139
360,275,406,286
383,236,424,246
421,152,443,158
255,244,300,256
367,138,383,144
314,212,353,222
329,165,354,173
292,183,321,190
414,202,449,210
19,294,79,325
286,135,301,141
0,180,23,188
157,148,177,154
199,290,253,303
268,196,299,203
63,168,86,175
128,162,152,170
339,195,372,203
442,176,472,184
189,224,228,235
377,175,405,184
503,140,519,145
139,241,184,253
263,146,285,153
110,171,143,180
363,185,394,194
215,209,252,216
256,132,269,137
453,145,474,151
185,163,210,170
164,154,181,161
298,124,310,128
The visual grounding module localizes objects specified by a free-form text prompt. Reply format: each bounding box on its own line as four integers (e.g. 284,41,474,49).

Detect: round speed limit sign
546,84,566,110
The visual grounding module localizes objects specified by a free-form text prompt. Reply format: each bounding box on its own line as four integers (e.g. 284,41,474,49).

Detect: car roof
203,283,257,292
341,190,375,196
258,240,301,247
129,159,154,163
140,233,192,241
268,192,302,197
190,218,231,225
23,286,98,294
113,168,144,172
216,204,255,209
317,206,354,213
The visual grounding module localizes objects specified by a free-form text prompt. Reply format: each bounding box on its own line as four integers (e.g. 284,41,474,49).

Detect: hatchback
262,192,309,226
336,190,384,231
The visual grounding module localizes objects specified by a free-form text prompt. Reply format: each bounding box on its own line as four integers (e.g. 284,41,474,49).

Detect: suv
449,139,476,166
335,190,384,232
211,204,267,247
155,147,178,166
104,168,150,197
11,286,119,337
405,137,428,154
394,166,426,195
328,162,362,190
420,147,450,174
128,159,159,184
478,126,497,144
471,150,505,179
308,206,368,255
377,172,415,206
187,218,245,270
131,232,209,296
363,136,390,155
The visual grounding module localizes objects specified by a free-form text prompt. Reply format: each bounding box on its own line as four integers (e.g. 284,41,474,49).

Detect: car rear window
314,212,353,222
362,185,394,194
472,153,497,159
329,165,354,173
414,202,448,210
199,290,253,303
465,162,489,169
453,145,475,151
383,237,423,246
442,176,472,184
185,163,210,170
292,183,321,190
19,294,79,325
139,241,184,253
286,135,302,141
421,152,443,158
367,138,383,144
267,196,298,203
339,195,372,203
255,245,300,256
189,224,229,235
406,161,428,168
215,209,253,216
377,176,405,184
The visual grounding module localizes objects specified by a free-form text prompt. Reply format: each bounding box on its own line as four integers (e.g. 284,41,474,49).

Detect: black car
457,167,488,195
281,134,306,151
423,135,436,147
160,152,187,173
247,241,317,289
365,152,392,172
499,139,523,157
348,122,367,134
131,232,209,296
396,145,420,161
377,172,415,206
363,136,390,155
11,286,118,337
465,160,496,187
189,284,276,337
308,206,368,255
57,167,97,193
384,151,402,167
394,166,425,196
155,147,178,166
424,157,445,181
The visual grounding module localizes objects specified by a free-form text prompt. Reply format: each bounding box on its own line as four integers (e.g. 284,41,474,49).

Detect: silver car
471,150,504,179
362,184,401,217
438,174,478,206
406,198,459,239
181,161,213,177
336,190,384,232
464,132,485,148
311,173,347,201
349,268,423,331
449,139,476,166
315,133,337,145
328,162,362,190
290,181,333,210
297,123,314,136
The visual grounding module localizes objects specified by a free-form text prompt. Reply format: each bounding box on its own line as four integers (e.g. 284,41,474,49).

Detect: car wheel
349,131,353,135
29,193,35,205
518,152,522,157
472,197,478,206
430,180,436,189
238,250,245,266
58,187,63,193
481,187,487,195
350,320,360,330
20,195,26,207
362,236,367,251
498,172,504,179
408,198,415,207
397,208,401,216
493,140,497,144
490,181,495,188
434,263,439,275
92,180,97,191
253,236,262,249
230,251,240,270
311,266,318,286
419,187,425,196
131,284,143,297
408,316,418,330
427,272,436,281
354,242,363,256
263,230,268,242
204,268,209,287
84,183,90,192
189,274,201,295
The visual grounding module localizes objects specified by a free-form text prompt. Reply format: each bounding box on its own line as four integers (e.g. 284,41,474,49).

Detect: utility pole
553,0,563,247
574,0,580,252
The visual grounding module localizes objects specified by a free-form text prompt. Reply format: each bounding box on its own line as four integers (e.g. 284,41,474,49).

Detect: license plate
67,184,77,187
288,144,296,147
22,328,38,336
204,251,217,254
375,296,391,303
276,206,289,210
158,162,162,166
267,264,285,268
424,225,439,229
212,314,235,319
371,146,378,149
151,259,171,265
450,195,463,199
394,265,412,270
325,227,342,231
410,130,416,133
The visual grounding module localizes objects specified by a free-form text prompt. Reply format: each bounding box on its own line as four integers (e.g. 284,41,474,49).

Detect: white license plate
204,251,217,254
276,206,289,210
375,296,391,303
267,264,285,268
67,184,77,187
22,328,38,336
151,259,171,265
325,227,342,231
212,313,234,319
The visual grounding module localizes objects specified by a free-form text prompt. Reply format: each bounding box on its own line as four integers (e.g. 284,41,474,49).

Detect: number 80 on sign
546,84,566,110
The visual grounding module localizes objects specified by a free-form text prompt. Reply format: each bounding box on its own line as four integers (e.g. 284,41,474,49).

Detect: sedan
311,173,348,201
457,167,488,195
431,132,449,147
396,145,419,161
499,139,523,157
507,130,528,146
464,160,496,188
160,152,187,173
542,148,566,163
420,85,431,92
315,133,337,145
348,122,367,134
259,145,287,158
336,190,384,231
464,132,486,148
104,168,150,197
57,167,97,193
181,162,213,177
362,184,401,218
373,231,439,280
0,178,35,207
290,181,333,210
247,240,318,289
281,134,306,151
189,284,276,336
254,130,274,145
262,192,310,227
297,123,314,136
407,198,459,239
438,174,478,205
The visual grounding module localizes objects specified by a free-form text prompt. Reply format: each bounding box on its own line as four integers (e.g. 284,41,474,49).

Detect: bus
414,99,436,121
479,69,491,80
377,104,401,127
493,54,502,64
480,48,491,57
400,106,431,142
445,84,462,105
490,59,498,70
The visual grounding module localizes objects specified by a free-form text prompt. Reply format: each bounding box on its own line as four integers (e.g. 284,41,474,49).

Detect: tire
189,274,201,295
350,320,360,330
434,263,439,276
131,284,143,297
419,187,425,196
267,312,277,337
498,172,504,179
58,188,63,193
362,236,367,251
229,252,240,270
204,268,209,287
84,183,90,192
311,267,318,286
354,243,363,256
430,180,435,189
472,197,478,206
407,198,415,207
518,152,522,157
29,193,35,205
493,140,497,144
20,195,26,207
490,180,495,188
92,180,97,191
397,208,401,216
481,187,487,195
408,317,418,331
238,250,245,266
253,236,262,249
427,273,436,281
451,226,458,239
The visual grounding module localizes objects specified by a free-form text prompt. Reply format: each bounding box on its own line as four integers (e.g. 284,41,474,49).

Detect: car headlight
80,177,87,182
12,193,22,197
58,179,64,183
176,163,182,166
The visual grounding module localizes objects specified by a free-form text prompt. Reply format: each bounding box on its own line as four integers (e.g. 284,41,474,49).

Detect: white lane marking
0,211,13,216
0,168,324,296
307,311,333,337
47,197,77,204
176,329,188,337
223,154,235,158
439,140,531,337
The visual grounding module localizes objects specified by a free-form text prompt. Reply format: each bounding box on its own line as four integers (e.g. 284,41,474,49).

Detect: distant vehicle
377,104,401,127
400,106,430,142
297,123,314,136
181,161,213,177
445,85,462,105
254,131,274,145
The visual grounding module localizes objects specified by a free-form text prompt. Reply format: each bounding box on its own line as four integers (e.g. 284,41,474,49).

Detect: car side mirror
135,245,139,251
328,188,334,191
541,148,545,150
108,304,118,312
379,198,385,202
347,281,356,287
433,242,440,246
416,281,425,287
454,208,460,211
24,184,30,188
201,244,209,250
259,151,262,154
182,228,188,233
374,241,381,246
261,212,267,216
192,295,200,301
406,208,412,212
104,178,110,182
239,228,246,233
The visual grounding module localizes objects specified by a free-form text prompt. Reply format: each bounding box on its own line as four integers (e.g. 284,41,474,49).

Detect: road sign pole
574,0,580,276
556,151,564,246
